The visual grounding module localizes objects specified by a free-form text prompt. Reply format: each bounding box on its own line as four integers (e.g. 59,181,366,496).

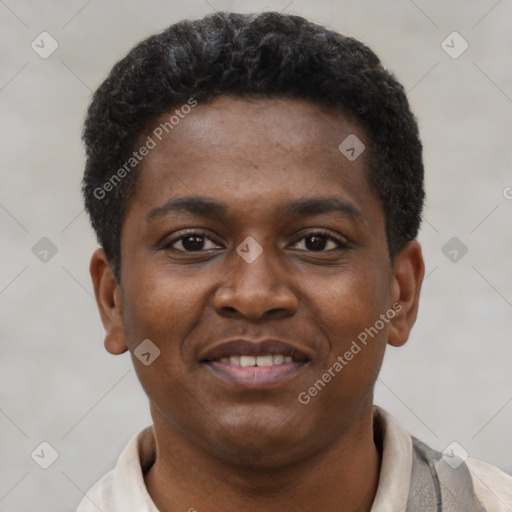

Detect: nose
213,242,299,320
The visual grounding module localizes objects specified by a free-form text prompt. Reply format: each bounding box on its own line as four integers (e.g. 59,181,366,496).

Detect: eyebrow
146,197,228,222
146,196,362,222
283,197,362,220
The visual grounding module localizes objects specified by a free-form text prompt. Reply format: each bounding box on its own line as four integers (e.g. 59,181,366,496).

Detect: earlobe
89,248,128,355
387,240,425,348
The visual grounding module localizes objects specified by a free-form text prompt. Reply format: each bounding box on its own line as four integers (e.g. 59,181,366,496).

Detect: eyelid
288,229,349,250
162,229,223,251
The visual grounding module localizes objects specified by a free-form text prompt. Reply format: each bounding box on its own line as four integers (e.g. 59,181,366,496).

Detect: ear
89,248,128,355
387,240,425,347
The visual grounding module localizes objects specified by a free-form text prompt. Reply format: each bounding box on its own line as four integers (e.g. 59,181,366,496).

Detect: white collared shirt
76,407,512,511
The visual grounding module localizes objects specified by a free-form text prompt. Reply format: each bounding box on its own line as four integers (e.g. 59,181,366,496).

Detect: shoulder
76,470,115,511
466,458,512,511
373,407,512,511
75,425,156,511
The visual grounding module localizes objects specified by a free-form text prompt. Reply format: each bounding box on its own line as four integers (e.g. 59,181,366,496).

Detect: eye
164,232,222,252
290,231,347,252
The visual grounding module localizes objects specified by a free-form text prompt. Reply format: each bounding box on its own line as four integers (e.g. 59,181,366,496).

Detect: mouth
199,339,312,389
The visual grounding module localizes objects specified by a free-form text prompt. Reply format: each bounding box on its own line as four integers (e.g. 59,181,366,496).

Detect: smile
199,338,312,388
203,357,309,388
218,354,295,366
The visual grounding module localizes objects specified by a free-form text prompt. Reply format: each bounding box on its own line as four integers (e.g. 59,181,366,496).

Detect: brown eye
291,231,347,252
165,232,222,252
179,235,207,251
305,234,330,251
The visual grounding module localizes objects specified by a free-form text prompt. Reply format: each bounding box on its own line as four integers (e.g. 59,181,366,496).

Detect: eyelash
163,230,348,253
290,230,348,252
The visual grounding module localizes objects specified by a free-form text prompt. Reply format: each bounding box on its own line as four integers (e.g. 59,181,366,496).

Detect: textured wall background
1,0,511,510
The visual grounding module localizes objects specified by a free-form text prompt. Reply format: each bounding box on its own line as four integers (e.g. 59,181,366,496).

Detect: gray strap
406,437,486,511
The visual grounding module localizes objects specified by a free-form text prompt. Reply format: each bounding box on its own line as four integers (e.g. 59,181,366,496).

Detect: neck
144,405,381,512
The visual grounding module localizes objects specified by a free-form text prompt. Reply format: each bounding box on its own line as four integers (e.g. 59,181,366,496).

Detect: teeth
256,355,273,366
272,354,284,364
217,354,296,366
240,355,256,367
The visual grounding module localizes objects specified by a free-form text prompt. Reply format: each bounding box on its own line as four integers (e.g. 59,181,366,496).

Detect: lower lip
204,361,307,389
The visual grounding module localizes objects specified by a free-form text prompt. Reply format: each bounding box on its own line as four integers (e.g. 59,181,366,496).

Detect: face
91,96,423,468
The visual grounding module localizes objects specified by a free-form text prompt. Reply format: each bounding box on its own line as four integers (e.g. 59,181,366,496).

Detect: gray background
1,0,511,510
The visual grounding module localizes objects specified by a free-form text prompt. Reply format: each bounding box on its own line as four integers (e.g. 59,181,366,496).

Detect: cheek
312,264,390,338
119,269,208,413
308,264,391,385
121,266,208,347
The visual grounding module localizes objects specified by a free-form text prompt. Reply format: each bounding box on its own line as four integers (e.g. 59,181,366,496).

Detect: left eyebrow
283,197,363,221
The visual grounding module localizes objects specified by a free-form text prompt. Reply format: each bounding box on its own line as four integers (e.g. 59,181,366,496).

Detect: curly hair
82,11,424,280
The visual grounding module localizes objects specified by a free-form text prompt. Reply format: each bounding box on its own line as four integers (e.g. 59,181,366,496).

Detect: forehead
127,96,382,228
144,96,366,172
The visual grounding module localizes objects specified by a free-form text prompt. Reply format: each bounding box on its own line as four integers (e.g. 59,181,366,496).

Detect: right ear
89,248,128,355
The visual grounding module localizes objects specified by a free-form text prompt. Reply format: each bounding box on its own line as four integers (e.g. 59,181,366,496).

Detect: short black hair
82,11,424,280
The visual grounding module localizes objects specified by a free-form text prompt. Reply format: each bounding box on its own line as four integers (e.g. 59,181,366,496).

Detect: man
78,11,512,511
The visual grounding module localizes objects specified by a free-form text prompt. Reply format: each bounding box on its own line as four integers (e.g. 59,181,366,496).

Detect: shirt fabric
76,406,512,511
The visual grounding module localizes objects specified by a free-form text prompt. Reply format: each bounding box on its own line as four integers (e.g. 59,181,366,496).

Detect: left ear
387,240,425,347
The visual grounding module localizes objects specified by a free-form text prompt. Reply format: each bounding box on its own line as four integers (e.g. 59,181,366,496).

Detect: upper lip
199,338,313,362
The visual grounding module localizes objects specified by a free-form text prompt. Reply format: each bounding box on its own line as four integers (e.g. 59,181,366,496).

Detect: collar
107,406,413,511
370,406,412,511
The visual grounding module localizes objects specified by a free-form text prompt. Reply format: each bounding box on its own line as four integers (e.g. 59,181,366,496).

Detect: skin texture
90,96,425,512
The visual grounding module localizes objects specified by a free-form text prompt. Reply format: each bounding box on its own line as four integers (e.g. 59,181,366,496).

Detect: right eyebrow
146,196,228,223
